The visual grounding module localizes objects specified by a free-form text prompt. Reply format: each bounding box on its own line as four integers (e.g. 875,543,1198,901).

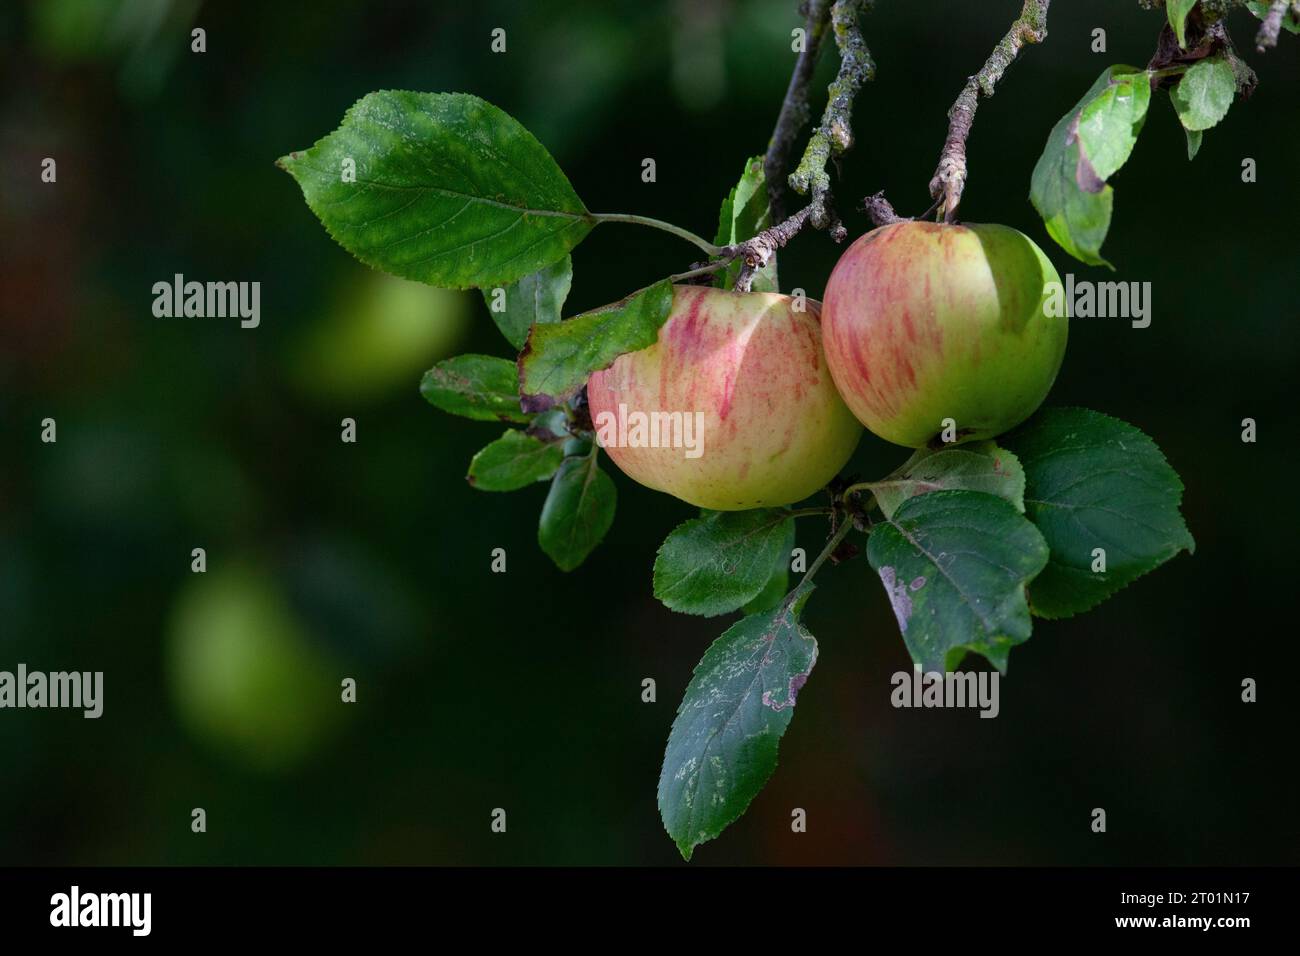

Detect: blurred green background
1,0,1296,866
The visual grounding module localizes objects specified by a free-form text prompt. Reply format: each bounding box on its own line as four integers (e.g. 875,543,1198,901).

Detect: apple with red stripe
821,221,1068,448
587,285,862,510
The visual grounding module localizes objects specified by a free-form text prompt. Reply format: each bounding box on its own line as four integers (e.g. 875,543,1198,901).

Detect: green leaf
538,450,617,571
419,354,530,423
1167,0,1198,48
278,91,593,290
1185,128,1203,161
481,255,572,351
1246,1,1300,32
467,430,564,491
866,490,1049,673
659,591,817,861
741,556,791,615
1076,69,1151,183
653,509,796,617
518,280,675,411
1000,407,1194,619
1031,66,1151,268
1170,57,1235,132
712,156,777,293
872,441,1025,520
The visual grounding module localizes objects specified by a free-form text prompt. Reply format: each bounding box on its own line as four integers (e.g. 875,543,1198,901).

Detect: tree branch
764,0,835,221
788,0,876,234
700,0,876,292
1256,0,1290,51
928,0,1050,222
722,205,814,292
860,190,941,227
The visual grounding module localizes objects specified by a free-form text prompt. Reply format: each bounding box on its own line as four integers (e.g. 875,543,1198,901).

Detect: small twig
929,0,1050,222
667,205,817,291
861,192,904,226
689,1,875,292
721,205,815,292
1256,0,1289,51
764,0,835,221
859,190,943,227
788,0,876,232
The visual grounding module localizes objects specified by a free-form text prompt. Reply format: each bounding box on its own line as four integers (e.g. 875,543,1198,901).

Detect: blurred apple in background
290,272,471,404
167,563,341,772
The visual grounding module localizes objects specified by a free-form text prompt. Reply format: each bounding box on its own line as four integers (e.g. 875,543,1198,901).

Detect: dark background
1,0,1296,866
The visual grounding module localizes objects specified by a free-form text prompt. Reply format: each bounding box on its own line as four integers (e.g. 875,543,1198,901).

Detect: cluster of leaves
278,91,781,570
280,89,1192,861
653,411,1192,857
1031,0,1283,266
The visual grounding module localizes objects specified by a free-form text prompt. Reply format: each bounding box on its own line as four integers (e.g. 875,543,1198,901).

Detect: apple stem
788,0,876,233
860,191,943,228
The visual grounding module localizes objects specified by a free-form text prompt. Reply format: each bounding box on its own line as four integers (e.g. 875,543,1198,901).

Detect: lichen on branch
720,205,814,292
929,0,1050,222
764,0,835,221
712,0,875,292
787,0,876,232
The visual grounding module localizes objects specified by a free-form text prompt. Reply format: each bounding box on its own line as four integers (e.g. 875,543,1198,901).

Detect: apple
167,564,341,771
821,221,1067,448
586,285,862,510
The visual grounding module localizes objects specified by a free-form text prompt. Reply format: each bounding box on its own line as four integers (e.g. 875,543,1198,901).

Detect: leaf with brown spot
658,590,818,861
1031,66,1152,268
518,280,675,412
420,354,531,423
